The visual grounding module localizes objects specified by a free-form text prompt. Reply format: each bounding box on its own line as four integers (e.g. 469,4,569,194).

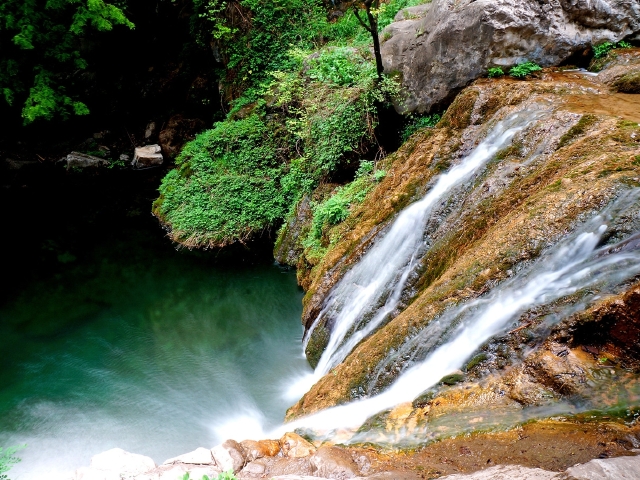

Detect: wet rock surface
380,0,640,113
290,62,640,421
73,427,640,479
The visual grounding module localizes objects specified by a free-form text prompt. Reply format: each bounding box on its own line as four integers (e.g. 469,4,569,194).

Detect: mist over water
0,229,310,480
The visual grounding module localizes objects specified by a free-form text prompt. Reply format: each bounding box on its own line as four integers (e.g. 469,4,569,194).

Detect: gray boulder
381,0,640,113
66,152,110,170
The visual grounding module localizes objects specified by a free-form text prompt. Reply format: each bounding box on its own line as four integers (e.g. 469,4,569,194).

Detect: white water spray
282,193,640,435
289,108,550,398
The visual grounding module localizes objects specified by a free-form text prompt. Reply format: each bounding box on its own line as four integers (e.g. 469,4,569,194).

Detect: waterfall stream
288,107,550,399
283,191,640,434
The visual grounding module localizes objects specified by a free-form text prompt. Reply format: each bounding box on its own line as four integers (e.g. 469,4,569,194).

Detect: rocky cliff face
283,54,640,432
380,0,640,113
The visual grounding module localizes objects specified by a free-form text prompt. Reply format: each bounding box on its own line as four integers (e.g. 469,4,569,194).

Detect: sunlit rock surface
382,0,640,113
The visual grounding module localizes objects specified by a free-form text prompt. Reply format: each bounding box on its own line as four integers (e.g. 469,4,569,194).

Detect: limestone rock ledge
381,0,640,113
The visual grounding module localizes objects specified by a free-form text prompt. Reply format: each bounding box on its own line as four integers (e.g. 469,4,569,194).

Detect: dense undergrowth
153,0,430,248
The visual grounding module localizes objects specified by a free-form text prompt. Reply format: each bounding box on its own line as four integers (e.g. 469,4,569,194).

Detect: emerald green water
0,173,309,479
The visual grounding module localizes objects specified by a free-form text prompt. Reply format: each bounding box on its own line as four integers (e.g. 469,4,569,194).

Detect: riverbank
70,417,640,479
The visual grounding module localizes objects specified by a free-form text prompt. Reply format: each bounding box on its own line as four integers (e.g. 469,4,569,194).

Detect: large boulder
439,465,561,479
240,439,281,461
381,0,640,113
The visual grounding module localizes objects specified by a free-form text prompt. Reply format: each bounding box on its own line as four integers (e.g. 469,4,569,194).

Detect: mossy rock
439,373,465,386
305,323,330,369
612,71,640,93
412,389,437,408
465,352,489,371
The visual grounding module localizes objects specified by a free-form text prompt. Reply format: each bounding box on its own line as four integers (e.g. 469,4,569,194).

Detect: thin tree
352,0,384,79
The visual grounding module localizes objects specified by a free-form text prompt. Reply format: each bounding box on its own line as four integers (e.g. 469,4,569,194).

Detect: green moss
412,389,437,408
557,114,598,149
439,373,465,385
305,323,330,369
465,352,489,371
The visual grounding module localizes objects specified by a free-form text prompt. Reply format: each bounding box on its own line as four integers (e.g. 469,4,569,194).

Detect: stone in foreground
439,465,561,479
162,447,214,465
566,454,640,479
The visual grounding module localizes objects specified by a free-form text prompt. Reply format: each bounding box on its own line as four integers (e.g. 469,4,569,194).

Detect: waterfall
288,107,550,400
282,191,640,435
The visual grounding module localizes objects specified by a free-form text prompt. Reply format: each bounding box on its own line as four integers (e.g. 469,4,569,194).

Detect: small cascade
282,190,640,434
300,107,550,389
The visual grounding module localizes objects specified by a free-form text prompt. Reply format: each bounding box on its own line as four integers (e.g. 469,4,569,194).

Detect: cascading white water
292,107,549,398
281,191,640,434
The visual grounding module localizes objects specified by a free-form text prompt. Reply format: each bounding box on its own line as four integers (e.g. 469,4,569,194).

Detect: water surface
0,174,309,479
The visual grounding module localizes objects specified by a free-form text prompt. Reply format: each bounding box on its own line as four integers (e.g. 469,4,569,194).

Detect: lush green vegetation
401,112,442,142
0,445,23,480
593,40,633,59
0,0,134,124
302,160,385,262
487,67,505,78
153,0,422,248
509,61,542,78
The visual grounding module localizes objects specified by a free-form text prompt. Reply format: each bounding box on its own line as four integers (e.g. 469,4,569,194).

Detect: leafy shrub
154,114,291,247
307,48,365,87
0,0,134,123
401,112,442,142
0,445,24,480
509,61,542,78
487,67,504,78
308,160,380,241
155,0,413,248
593,40,633,59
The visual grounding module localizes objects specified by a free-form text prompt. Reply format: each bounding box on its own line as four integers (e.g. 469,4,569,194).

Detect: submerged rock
381,0,640,113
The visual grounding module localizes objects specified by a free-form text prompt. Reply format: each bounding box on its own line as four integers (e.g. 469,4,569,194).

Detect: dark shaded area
0,165,278,309
0,0,223,163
